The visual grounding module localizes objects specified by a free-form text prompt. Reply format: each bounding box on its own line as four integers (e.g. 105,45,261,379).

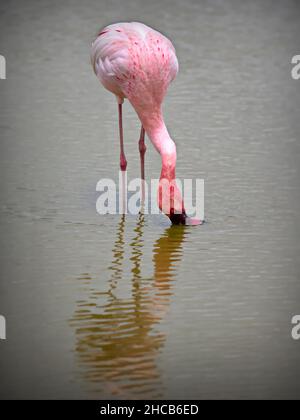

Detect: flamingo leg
138,126,146,204
138,126,146,180
118,103,127,171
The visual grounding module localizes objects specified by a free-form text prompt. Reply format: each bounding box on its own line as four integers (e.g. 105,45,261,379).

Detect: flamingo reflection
70,215,188,398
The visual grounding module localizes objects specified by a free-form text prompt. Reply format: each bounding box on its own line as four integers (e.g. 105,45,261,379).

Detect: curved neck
136,107,177,181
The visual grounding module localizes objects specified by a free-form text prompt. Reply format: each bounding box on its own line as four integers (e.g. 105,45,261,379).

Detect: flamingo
91,22,202,225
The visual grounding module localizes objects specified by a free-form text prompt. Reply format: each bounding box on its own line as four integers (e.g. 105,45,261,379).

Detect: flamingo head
158,179,203,226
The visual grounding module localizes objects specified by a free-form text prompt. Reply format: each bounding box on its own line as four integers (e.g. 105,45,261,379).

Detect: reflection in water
70,214,189,398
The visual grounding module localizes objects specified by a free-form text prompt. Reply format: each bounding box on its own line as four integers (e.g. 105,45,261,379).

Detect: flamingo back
91,22,179,109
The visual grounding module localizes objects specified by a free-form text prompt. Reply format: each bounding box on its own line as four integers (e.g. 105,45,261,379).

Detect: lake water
0,0,300,399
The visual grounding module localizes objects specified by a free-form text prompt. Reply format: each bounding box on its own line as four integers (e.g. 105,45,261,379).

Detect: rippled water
0,0,300,399
70,216,188,398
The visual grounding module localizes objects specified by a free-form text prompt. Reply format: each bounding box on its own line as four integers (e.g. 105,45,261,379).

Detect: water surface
0,0,300,399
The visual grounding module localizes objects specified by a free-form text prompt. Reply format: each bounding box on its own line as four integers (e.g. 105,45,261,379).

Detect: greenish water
0,0,300,399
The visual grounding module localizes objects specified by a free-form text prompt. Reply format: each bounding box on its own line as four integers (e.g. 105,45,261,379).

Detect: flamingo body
91,22,178,108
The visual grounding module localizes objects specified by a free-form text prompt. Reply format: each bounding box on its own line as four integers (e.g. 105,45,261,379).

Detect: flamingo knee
120,153,127,171
139,139,146,156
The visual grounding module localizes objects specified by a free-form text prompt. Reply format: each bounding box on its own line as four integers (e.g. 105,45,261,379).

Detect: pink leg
139,126,146,204
118,103,127,171
138,126,146,180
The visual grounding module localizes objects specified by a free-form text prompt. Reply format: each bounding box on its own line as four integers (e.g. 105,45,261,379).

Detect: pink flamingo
91,22,201,225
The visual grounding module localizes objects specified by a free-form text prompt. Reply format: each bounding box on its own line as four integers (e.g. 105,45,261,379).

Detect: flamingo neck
137,108,177,181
